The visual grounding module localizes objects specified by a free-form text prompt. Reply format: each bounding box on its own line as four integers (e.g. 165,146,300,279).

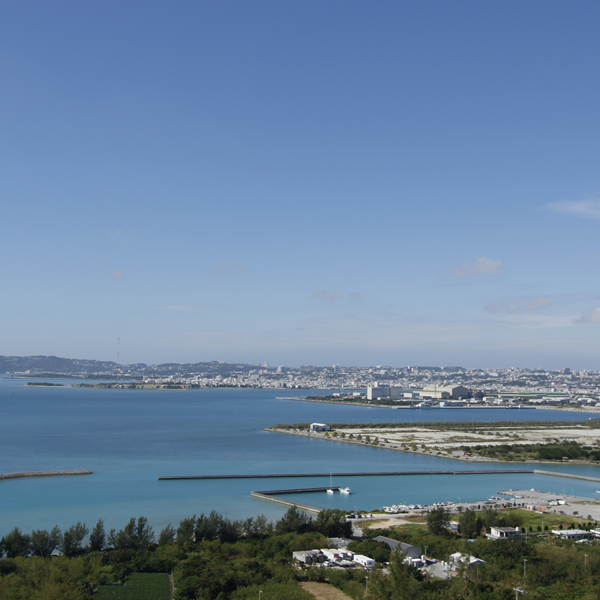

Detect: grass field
95,573,170,600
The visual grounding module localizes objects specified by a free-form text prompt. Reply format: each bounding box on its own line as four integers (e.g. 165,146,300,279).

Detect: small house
486,526,522,540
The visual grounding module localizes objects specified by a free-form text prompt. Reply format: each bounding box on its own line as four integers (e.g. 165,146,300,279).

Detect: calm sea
1,378,599,537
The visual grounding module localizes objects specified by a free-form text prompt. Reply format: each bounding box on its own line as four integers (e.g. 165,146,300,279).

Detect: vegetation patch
460,440,600,461
95,573,170,600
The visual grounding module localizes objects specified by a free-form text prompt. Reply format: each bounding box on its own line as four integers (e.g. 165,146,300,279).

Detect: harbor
4,380,600,537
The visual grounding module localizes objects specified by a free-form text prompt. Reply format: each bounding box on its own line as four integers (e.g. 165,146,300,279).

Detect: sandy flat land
299,582,355,600
499,488,600,521
271,424,600,462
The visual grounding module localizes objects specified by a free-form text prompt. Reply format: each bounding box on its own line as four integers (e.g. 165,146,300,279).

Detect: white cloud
451,257,504,277
576,306,600,324
312,290,342,300
108,270,125,279
545,199,600,220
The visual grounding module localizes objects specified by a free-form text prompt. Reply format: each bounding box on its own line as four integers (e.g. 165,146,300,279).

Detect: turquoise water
1,378,599,536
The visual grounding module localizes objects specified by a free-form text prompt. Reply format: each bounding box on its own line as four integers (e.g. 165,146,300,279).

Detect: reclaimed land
276,395,599,413
0,469,92,481
268,419,600,464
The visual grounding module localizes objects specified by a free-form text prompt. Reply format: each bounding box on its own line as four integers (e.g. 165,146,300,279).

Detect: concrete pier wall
0,469,92,481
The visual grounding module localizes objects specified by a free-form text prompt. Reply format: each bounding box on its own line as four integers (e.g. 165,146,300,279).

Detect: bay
1,378,599,537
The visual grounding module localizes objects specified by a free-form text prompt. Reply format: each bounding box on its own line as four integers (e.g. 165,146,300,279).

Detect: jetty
250,487,332,513
0,469,92,481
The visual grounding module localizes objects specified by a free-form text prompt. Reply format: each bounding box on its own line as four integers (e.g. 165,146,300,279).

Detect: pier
0,469,92,481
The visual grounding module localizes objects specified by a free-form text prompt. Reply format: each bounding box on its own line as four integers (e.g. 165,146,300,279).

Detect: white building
310,423,331,432
486,526,522,540
367,385,412,400
552,529,593,540
422,385,471,399
449,552,485,570
293,550,325,564
367,385,390,400
353,554,376,567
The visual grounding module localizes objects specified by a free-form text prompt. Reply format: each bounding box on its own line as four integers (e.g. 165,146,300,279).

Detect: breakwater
254,486,335,495
533,469,600,483
0,470,92,481
158,469,534,480
250,491,322,513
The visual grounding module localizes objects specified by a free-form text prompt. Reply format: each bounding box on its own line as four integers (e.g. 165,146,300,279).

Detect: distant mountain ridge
0,355,122,374
0,355,272,377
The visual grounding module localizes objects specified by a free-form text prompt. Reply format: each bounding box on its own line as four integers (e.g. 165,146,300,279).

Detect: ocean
1,377,599,537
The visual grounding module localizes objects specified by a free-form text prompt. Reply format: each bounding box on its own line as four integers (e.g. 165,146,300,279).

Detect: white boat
339,487,352,494
326,473,335,494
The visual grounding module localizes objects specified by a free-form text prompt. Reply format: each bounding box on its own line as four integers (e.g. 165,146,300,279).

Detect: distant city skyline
1,1,599,370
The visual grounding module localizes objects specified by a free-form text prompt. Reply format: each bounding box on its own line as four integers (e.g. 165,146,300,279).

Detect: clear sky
1,1,599,369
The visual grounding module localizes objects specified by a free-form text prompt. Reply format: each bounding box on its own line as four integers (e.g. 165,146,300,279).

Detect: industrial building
367,384,471,401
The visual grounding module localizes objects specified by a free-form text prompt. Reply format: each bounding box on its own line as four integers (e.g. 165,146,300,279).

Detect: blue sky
1,1,600,369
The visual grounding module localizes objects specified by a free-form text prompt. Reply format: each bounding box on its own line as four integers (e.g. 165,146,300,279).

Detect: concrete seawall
250,491,322,513
158,469,534,480
533,469,600,483
0,469,92,481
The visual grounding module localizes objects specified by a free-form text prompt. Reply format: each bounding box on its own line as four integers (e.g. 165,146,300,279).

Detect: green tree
314,509,352,538
458,509,482,538
367,548,421,600
30,526,61,557
2,527,31,558
275,506,313,534
88,518,106,552
177,515,197,545
61,522,88,557
159,523,176,545
109,516,154,550
426,506,449,536
481,507,500,530
242,515,272,538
